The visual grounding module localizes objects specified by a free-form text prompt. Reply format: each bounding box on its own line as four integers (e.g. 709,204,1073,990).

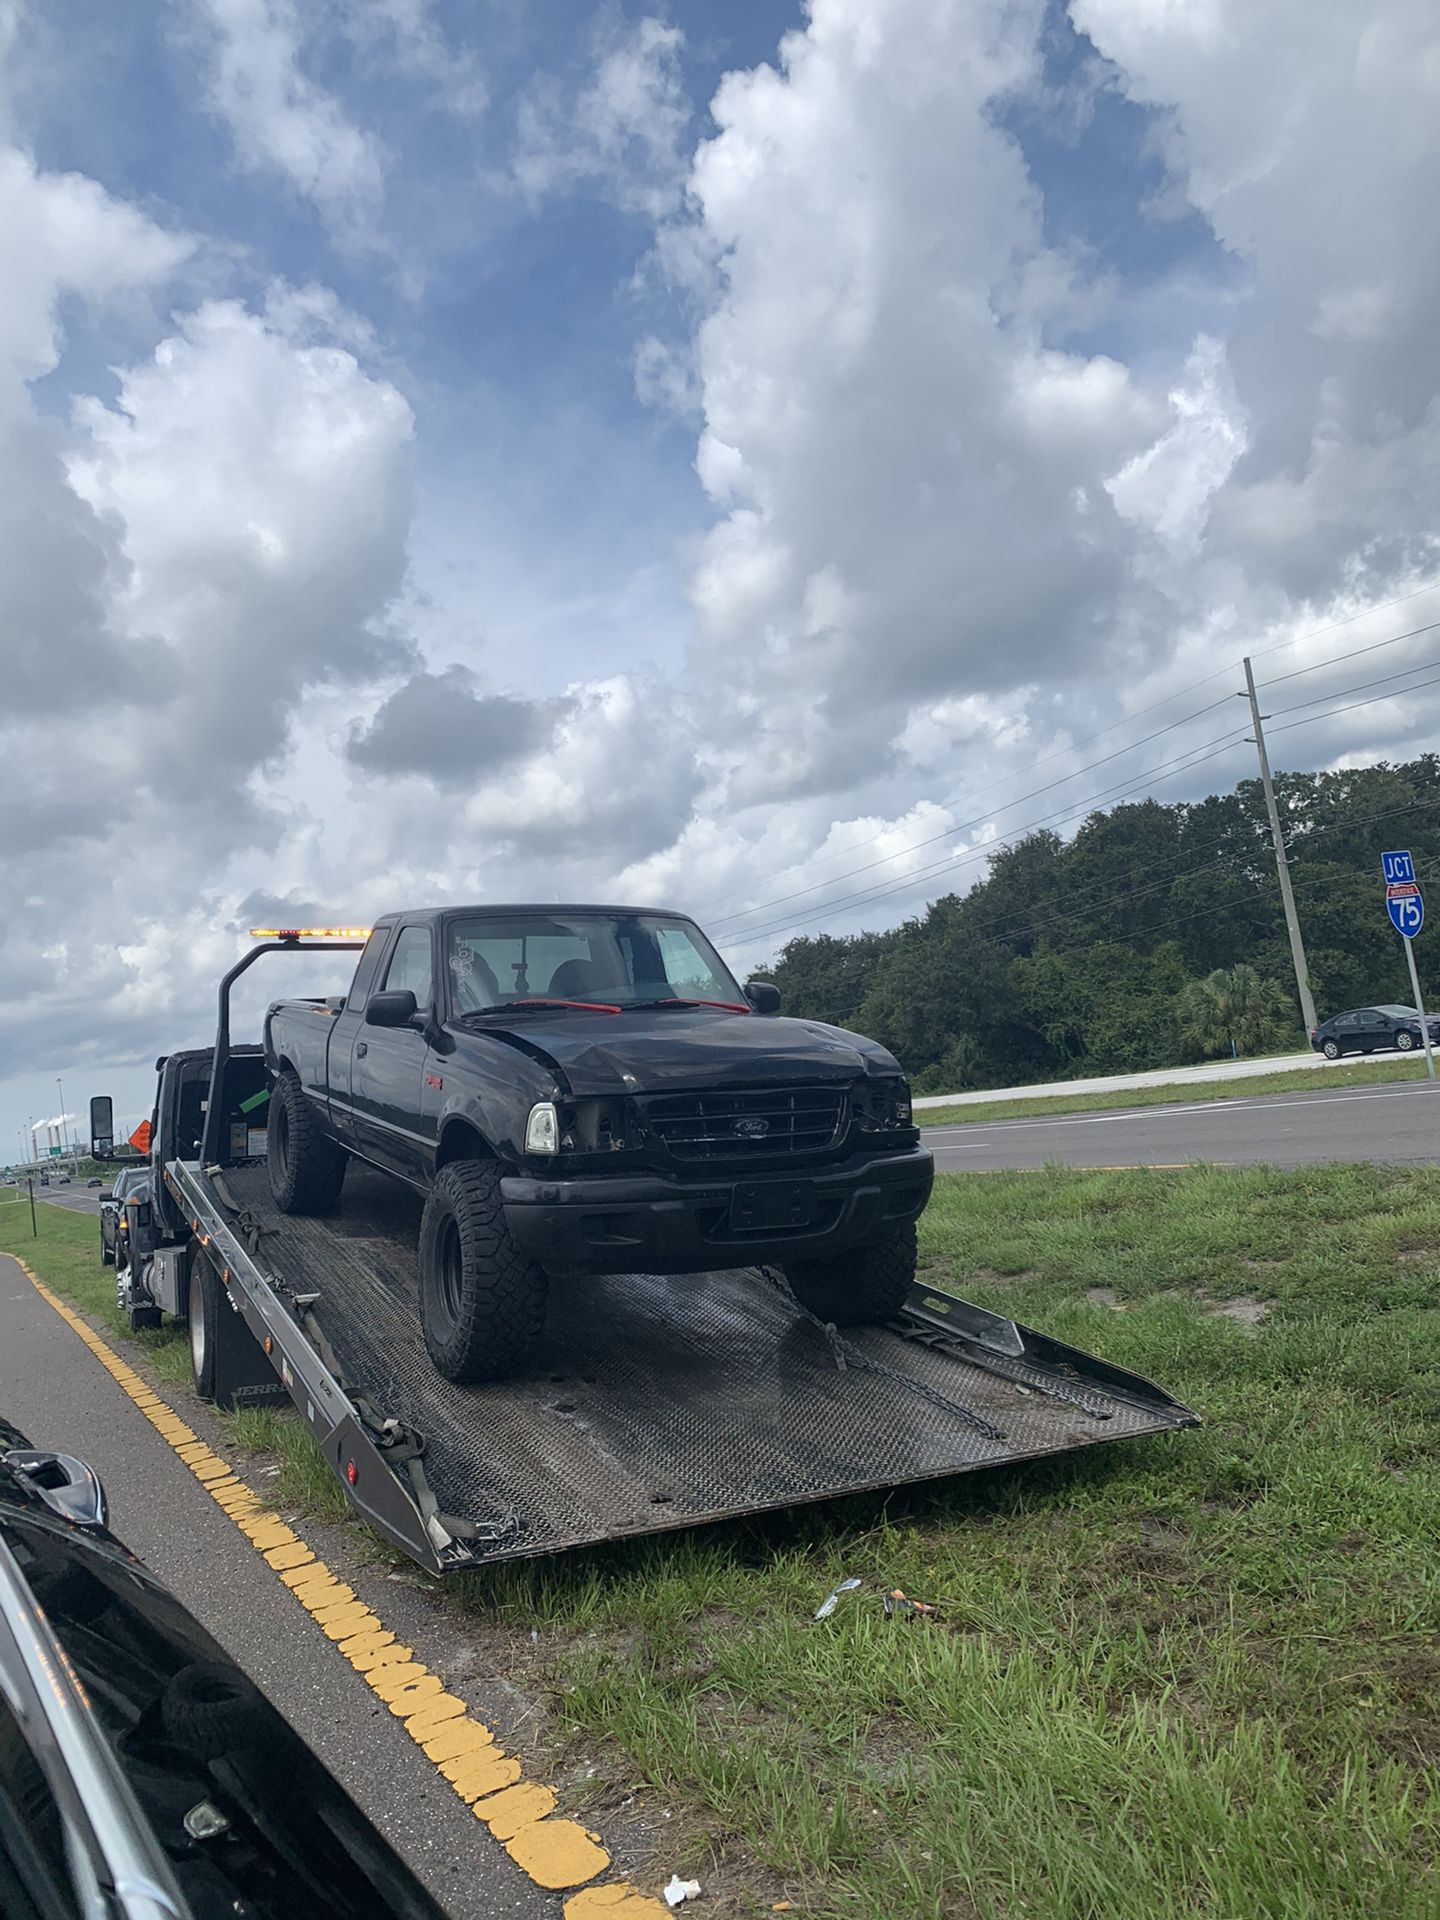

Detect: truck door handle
355,1042,368,1058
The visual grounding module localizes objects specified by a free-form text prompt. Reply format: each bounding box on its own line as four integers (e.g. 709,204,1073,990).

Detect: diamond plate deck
220,1164,1196,1562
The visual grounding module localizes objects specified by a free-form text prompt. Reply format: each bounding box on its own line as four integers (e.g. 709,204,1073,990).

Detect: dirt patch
1395,1247,1435,1265
1086,1287,1130,1311
1205,1294,1271,1326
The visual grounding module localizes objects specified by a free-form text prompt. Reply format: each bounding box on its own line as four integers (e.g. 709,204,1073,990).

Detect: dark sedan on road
0,1419,446,1920
1310,1004,1440,1059
99,1164,151,1267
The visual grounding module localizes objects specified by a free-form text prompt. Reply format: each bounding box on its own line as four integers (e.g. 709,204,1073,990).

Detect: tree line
766,756,1440,1092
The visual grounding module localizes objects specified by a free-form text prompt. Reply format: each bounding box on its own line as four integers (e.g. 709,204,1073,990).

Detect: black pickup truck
263,905,932,1381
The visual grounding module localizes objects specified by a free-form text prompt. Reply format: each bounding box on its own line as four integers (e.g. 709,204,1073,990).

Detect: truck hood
456,1007,898,1096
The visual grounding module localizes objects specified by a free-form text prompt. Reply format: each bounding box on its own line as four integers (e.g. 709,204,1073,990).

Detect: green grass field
5,1169,1438,1918
918,1052,1427,1126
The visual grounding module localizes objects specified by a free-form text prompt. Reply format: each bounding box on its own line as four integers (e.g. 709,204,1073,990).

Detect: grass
7,1170,1439,1917
451,1165,1440,1918
918,1052,1428,1126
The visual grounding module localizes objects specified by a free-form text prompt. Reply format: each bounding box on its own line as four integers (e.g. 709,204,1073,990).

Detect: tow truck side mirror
745,980,781,1015
365,989,419,1028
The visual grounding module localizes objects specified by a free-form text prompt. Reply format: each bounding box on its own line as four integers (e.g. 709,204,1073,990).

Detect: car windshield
446,912,745,1014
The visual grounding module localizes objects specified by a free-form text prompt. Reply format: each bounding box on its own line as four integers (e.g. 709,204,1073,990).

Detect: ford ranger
263,906,932,1381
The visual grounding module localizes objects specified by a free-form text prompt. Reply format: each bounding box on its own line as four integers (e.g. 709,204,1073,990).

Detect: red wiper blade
508,997,623,1014
643,997,752,1013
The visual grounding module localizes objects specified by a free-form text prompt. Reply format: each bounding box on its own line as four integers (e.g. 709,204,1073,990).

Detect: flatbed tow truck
119,934,1198,1576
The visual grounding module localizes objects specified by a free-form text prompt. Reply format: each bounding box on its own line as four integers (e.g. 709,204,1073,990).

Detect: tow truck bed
167,1159,1197,1573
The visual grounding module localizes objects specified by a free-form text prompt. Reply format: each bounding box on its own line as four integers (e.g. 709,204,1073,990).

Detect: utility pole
1241,656,1318,1036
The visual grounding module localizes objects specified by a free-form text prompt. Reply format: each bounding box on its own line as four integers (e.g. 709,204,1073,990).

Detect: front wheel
267,1070,347,1214
783,1223,918,1328
1322,1039,1341,1060
418,1161,548,1381
1396,1030,1416,1051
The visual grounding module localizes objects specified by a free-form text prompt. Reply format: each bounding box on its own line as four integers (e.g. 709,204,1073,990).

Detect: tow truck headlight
525,1102,559,1155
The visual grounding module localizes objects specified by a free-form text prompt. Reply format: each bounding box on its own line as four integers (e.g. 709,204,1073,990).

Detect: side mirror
99,1191,114,1203
365,988,419,1028
745,979,781,1015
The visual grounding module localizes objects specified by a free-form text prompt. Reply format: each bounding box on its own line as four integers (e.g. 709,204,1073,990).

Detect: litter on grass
663,1875,702,1907
883,1588,939,1619
813,1576,862,1619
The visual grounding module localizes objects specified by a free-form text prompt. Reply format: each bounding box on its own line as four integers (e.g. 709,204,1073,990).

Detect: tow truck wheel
267,1069,347,1215
784,1222,918,1328
418,1160,547,1382
189,1256,219,1400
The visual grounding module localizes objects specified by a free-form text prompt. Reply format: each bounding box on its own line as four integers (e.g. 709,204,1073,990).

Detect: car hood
456,1007,899,1096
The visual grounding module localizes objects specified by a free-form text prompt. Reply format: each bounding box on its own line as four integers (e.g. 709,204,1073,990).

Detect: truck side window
384,927,434,1009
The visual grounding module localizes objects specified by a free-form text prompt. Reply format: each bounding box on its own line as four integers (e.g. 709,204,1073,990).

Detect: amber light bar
249,927,372,940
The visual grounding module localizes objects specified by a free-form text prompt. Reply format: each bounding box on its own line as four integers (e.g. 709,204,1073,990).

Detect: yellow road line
15,1259,665,1918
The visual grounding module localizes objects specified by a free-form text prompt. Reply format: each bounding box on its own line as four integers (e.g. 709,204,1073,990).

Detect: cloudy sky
3,0,1439,1151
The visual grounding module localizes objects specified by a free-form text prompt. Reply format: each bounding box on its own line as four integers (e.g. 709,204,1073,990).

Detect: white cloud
338,0,488,120
514,15,690,218
185,0,386,238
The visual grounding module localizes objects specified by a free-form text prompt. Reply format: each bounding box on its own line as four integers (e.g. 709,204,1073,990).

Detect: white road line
921,1079,1439,1138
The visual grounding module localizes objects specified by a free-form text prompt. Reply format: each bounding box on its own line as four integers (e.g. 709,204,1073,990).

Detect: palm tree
1175,964,1295,1060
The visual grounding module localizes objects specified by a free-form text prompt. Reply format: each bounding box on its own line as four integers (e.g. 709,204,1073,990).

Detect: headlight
859,1078,913,1131
525,1102,559,1155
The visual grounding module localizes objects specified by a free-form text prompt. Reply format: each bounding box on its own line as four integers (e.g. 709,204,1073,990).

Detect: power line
1256,615,1440,689
969,791,1440,957
702,582,1440,932
735,791,1440,977
704,697,1241,934
725,729,1252,949
1265,669,1440,738
1264,655,1440,718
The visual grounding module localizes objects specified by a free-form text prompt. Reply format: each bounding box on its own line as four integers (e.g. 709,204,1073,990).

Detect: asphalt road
8,1184,105,1214
922,1075,1440,1170
0,1252,551,1920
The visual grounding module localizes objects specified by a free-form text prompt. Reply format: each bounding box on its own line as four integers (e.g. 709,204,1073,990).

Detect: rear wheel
1322,1038,1341,1060
784,1223,918,1328
1396,1029,1416,1050
188,1256,218,1401
267,1070,347,1214
418,1161,547,1381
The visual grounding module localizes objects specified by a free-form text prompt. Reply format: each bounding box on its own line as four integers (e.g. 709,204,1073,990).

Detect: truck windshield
446,913,746,1013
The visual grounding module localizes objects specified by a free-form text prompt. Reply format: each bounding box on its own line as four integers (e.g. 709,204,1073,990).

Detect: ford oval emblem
734,1116,770,1139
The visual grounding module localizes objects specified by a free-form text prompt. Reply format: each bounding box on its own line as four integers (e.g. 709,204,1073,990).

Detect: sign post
1382,850,1436,1081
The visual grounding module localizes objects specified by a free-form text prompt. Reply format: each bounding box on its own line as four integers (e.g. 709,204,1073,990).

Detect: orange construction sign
128,1120,152,1154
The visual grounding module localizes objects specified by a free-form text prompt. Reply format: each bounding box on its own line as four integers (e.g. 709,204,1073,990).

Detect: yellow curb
421,1718,494,1763
565,1888,671,1918
14,1258,618,1900
475,1781,556,1839
403,1696,469,1739
504,1819,610,1890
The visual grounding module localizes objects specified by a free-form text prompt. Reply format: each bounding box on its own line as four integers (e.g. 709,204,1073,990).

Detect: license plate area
729,1181,814,1232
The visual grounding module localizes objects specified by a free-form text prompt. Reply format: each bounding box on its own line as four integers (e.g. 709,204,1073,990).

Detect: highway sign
1387,881,1424,937
1382,849,1415,884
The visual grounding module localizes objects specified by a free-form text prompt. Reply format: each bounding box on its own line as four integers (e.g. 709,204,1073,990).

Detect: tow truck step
210,1163,1197,1568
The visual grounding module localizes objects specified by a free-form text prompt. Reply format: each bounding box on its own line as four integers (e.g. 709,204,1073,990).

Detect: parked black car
100,1164,151,1267
1309,1004,1440,1059
0,1419,446,1919
264,905,933,1382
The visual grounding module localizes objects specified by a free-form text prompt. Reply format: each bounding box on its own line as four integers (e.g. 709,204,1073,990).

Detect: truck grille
642,1085,846,1161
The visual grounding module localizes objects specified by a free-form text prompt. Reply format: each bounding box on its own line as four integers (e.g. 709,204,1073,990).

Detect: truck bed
188,1162,1198,1569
